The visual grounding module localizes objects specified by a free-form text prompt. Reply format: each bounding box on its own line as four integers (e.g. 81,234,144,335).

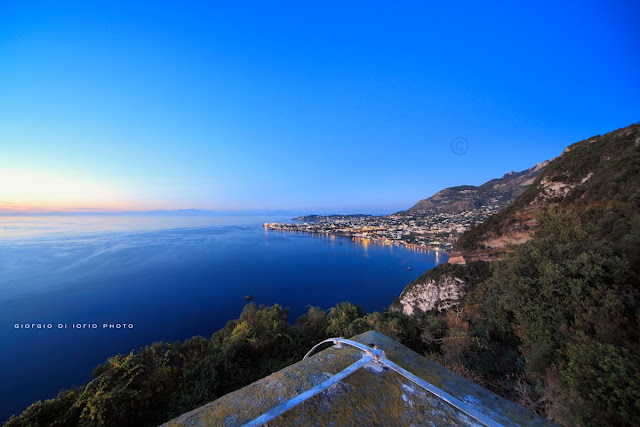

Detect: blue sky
1,1,638,214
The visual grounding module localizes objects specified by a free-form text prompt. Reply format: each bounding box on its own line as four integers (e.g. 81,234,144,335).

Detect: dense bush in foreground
489,212,639,426
439,211,640,426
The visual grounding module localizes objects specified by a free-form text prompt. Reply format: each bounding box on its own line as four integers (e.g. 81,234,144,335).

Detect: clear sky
1,1,639,214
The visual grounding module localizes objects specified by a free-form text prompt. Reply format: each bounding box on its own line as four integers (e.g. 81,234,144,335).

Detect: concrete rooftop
162,330,554,426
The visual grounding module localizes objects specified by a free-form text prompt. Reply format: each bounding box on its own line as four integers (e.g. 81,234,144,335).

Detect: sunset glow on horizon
0,170,131,213
1,2,638,214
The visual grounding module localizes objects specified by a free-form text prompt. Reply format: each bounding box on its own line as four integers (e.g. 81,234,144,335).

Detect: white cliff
397,274,464,315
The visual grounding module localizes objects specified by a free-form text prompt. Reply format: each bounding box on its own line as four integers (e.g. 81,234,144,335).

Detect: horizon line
0,208,395,217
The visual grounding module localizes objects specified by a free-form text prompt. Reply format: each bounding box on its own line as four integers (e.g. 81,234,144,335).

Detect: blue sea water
0,214,447,421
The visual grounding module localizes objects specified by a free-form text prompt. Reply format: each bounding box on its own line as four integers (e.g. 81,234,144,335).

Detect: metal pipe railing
243,337,504,427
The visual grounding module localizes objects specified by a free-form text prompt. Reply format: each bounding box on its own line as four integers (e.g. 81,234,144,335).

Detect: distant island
266,162,547,252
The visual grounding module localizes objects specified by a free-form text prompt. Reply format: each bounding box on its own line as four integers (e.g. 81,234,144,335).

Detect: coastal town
264,161,547,252
263,205,504,252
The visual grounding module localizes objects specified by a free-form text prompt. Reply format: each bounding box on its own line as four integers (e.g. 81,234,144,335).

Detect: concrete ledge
162,331,554,426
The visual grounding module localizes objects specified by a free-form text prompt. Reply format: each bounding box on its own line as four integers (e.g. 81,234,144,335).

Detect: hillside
398,162,547,216
394,122,640,426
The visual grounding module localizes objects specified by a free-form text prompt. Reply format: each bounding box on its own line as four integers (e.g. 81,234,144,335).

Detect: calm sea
0,214,447,421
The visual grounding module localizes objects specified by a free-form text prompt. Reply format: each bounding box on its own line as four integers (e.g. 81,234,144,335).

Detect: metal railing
243,338,504,427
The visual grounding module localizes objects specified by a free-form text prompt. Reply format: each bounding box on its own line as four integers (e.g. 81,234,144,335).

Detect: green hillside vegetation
433,123,640,425
474,210,639,425
403,208,639,426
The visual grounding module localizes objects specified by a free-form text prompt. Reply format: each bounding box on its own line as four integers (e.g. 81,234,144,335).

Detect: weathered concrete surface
162,331,554,427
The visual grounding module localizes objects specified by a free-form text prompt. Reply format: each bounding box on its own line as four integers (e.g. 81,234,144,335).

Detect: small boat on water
244,295,254,301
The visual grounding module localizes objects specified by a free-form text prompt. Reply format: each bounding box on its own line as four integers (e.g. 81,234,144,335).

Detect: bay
0,214,447,421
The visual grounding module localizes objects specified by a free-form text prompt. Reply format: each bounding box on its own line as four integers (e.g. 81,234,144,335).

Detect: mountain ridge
396,161,548,217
